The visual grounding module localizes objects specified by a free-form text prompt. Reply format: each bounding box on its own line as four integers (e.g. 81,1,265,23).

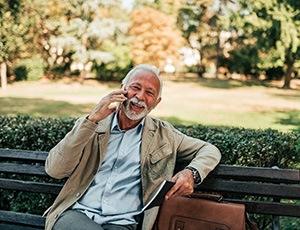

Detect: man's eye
147,91,155,96
130,86,140,90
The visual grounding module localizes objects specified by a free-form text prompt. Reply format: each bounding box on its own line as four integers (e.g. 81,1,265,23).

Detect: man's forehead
128,69,160,85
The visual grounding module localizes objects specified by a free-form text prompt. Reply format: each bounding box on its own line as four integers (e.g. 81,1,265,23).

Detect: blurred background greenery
0,0,299,88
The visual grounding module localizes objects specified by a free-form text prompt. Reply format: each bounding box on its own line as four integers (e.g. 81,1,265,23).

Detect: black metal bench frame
0,148,299,230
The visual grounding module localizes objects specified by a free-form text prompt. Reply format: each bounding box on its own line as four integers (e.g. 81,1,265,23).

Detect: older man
44,64,221,230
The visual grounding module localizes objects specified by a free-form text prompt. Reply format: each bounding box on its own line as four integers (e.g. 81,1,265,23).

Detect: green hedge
0,115,299,229
0,115,75,151
176,125,299,169
1,115,299,168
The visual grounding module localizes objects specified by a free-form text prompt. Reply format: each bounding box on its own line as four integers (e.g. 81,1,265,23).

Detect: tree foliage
0,0,28,88
0,0,51,84
1,0,299,87
42,0,131,80
228,0,300,88
177,0,232,77
129,7,184,70
137,0,183,17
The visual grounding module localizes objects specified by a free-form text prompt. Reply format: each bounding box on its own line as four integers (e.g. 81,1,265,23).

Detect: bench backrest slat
0,149,47,162
210,164,300,183
0,163,47,176
0,178,62,195
176,163,300,183
199,178,300,199
227,199,300,217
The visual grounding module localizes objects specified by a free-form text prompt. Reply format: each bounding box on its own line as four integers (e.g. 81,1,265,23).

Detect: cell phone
108,87,127,109
122,85,128,98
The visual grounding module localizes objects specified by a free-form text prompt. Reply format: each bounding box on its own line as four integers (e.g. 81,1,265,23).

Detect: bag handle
188,193,223,202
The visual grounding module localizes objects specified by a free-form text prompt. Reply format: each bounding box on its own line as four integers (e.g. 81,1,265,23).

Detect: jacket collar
144,116,159,131
95,114,158,134
95,114,113,134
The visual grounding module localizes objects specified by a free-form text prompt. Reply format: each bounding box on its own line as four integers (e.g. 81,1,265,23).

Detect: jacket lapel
95,114,113,162
140,116,159,200
141,116,158,167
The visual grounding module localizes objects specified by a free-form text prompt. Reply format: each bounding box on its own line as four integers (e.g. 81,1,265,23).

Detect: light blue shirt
72,113,144,225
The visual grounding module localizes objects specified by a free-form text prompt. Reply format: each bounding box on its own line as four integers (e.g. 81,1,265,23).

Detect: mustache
127,97,146,108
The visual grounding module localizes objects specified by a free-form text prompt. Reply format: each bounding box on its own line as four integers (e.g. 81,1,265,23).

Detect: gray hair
122,64,163,98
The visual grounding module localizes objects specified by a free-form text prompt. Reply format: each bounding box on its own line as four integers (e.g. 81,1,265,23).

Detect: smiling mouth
131,101,145,109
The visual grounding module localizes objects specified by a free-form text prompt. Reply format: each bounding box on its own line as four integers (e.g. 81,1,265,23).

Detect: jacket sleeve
45,117,98,179
173,127,221,182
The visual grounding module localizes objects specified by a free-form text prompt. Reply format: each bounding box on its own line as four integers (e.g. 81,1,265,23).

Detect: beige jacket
44,115,221,230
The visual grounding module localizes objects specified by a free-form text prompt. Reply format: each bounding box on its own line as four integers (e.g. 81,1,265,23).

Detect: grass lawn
0,77,299,132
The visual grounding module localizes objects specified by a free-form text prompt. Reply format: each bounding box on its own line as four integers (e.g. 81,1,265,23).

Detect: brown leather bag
155,193,258,230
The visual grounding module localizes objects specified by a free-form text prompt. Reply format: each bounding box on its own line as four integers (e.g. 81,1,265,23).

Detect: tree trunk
1,62,7,90
197,48,204,78
79,69,86,84
215,33,220,79
282,63,293,89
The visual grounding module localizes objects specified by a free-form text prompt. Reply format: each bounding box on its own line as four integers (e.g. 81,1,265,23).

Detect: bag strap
246,213,260,230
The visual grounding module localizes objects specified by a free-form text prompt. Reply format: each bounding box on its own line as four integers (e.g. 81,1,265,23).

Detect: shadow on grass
171,77,275,89
275,110,300,133
271,92,300,100
1,98,198,126
0,97,94,118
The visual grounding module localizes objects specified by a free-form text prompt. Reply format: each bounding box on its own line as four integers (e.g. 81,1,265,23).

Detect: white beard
123,97,152,120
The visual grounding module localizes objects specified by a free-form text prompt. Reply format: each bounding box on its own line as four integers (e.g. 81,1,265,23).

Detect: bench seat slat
0,178,62,195
0,210,45,228
0,223,43,230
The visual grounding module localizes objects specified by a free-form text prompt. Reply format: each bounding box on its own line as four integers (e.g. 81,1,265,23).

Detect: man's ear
154,97,162,109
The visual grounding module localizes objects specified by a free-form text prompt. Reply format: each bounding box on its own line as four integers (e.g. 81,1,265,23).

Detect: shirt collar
111,113,145,134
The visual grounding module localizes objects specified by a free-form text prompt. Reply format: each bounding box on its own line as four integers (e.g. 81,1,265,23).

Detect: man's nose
135,90,145,101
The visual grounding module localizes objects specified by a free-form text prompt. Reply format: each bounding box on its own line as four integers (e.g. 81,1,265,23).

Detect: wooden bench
0,148,299,230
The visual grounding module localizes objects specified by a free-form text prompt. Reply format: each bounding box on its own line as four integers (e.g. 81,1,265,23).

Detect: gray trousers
53,210,137,230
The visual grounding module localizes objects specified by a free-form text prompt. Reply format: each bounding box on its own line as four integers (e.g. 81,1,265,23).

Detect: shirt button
75,192,81,198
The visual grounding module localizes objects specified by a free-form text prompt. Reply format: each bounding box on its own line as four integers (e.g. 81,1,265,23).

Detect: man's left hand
165,169,194,200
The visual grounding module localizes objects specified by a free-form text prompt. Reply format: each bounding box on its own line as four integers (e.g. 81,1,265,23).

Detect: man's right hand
87,90,127,123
